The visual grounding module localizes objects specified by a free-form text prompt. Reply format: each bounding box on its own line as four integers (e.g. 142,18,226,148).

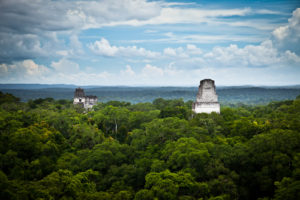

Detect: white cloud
0,33,50,62
1,55,299,86
89,38,161,58
273,25,289,40
272,8,300,53
0,0,161,33
283,50,300,63
142,64,164,77
254,9,284,15
108,7,252,26
200,39,300,68
0,2,299,86
89,41,200,60
0,0,277,33
120,46,160,58
0,0,161,62
150,36,300,72
273,8,300,41
163,47,189,58
67,34,84,56
51,58,80,74
163,48,177,57
56,51,69,56
21,60,48,76
0,59,114,85
0,60,50,82
121,65,135,76
186,44,202,55
159,2,197,7
143,32,265,44
90,35,300,70
144,29,158,33
0,0,289,63
88,38,118,57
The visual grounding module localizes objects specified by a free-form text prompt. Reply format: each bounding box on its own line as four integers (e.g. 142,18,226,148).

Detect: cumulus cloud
203,40,283,67
170,39,300,70
87,33,300,70
89,38,161,58
0,0,290,64
273,26,289,40
114,62,300,86
0,1,299,86
51,58,80,74
121,65,136,76
0,0,273,33
0,58,84,83
91,41,202,59
161,10,300,70
186,44,202,55
66,35,84,56
88,39,202,60
0,59,112,85
0,0,161,62
142,64,164,77
88,38,118,57
272,8,300,53
0,0,160,34
0,0,284,63
0,33,49,62
272,8,300,41
1,57,299,86
163,47,189,58
0,60,50,82
163,48,177,57
163,44,202,58
195,8,300,69
284,50,300,63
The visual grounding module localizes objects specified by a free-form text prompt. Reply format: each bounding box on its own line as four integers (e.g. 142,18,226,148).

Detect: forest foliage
0,91,300,200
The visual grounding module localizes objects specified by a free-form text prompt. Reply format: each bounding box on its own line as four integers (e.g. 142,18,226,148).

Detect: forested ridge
0,91,300,200
1,86,300,105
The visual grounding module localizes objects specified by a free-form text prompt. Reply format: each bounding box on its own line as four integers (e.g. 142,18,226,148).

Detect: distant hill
1,84,300,105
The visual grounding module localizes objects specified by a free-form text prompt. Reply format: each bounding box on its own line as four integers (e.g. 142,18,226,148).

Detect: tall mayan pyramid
192,79,220,114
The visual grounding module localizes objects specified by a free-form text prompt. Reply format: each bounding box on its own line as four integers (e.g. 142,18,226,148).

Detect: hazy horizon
2,82,300,87
1,83,300,88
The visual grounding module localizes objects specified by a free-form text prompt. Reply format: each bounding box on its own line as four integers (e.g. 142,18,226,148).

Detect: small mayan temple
73,88,98,109
192,79,220,114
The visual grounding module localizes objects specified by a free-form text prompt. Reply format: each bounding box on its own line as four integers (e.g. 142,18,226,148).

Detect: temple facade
73,88,97,109
192,79,220,114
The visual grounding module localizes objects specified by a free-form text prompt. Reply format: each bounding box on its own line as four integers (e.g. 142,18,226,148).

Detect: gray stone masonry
192,79,220,114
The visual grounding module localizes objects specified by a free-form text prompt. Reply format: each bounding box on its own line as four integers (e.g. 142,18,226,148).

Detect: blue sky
0,0,300,86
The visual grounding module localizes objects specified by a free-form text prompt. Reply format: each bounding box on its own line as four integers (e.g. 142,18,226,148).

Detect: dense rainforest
0,91,300,200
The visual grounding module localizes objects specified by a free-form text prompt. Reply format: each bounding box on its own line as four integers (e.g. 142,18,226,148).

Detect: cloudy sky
0,0,300,86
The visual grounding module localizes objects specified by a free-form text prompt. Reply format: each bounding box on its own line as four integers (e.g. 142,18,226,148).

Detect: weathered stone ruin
73,88,97,109
192,79,220,114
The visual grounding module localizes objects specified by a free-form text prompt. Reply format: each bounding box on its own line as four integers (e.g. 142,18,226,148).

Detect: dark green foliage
0,92,300,199
0,91,20,105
